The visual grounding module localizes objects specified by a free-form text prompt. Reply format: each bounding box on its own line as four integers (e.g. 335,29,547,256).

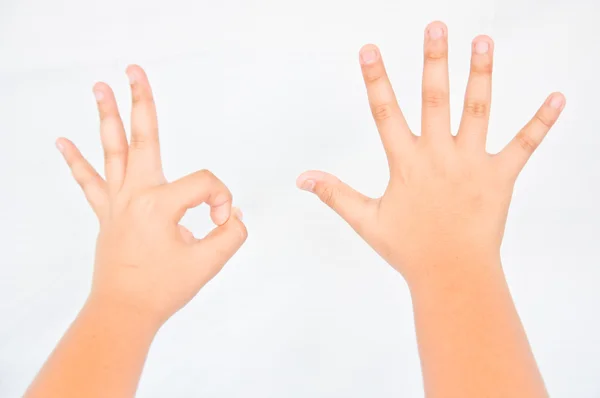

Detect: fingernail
474,40,489,55
55,140,64,154
126,68,136,85
360,48,378,65
428,26,444,40
233,207,243,221
93,88,104,102
299,179,316,192
549,94,564,109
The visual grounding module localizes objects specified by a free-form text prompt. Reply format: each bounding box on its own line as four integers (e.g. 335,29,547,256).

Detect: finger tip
125,64,141,73
296,171,313,187
296,173,308,187
211,216,227,227
236,222,249,242
92,81,114,97
55,138,66,154
359,44,380,65
125,64,145,85
359,43,379,53
473,34,493,43
211,199,234,226
297,170,338,190
55,136,72,147
425,20,447,37
427,20,447,30
222,207,248,242
232,207,244,221
126,64,148,78
93,81,108,91
213,210,230,226
549,92,566,110
232,210,248,241
296,176,316,192
472,35,494,51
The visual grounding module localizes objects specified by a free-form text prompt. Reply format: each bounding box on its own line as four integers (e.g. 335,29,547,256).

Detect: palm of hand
298,21,564,280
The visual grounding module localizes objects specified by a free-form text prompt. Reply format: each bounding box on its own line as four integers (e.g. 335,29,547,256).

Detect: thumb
189,207,248,280
296,170,376,234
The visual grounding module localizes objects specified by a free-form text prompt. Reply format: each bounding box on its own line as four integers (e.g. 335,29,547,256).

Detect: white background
1,0,599,396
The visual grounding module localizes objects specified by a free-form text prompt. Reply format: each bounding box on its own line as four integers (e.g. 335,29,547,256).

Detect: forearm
24,294,160,398
409,256,547,398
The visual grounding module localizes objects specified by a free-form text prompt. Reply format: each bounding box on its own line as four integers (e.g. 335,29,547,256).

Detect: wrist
83,292,164,336
404,251,504,294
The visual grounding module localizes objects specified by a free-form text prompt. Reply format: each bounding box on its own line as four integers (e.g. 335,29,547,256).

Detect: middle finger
421,21,451,143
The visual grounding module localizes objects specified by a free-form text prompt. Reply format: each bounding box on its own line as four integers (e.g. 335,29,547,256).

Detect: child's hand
57,65,247,325
297,22,565,283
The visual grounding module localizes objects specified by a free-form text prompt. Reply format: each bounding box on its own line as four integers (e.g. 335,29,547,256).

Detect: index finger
155,169,233,226
125,65,163,185
359,44,415,168
497,92,566,178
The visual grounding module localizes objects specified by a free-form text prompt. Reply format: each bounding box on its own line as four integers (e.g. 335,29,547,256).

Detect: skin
24,65,247,398
297,21,565,397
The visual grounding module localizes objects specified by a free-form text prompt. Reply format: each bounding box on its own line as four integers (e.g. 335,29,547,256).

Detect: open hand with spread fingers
297,21,565,284
56,65,247,325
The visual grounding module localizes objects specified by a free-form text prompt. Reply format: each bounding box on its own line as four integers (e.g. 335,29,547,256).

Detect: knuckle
97,107,111,121
97,104,119,122
471,60,493,75
424,48,447,63
131,90,155,106
318,185,338,208
196,169,216,182
516,131,540,153
371,103,395,121
103,147,127,162
129,136,147,151
212,190,232,207
130,128,159,151
422,89,447,107
463,100,488,118
534,112,554,129
363,69,384,84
